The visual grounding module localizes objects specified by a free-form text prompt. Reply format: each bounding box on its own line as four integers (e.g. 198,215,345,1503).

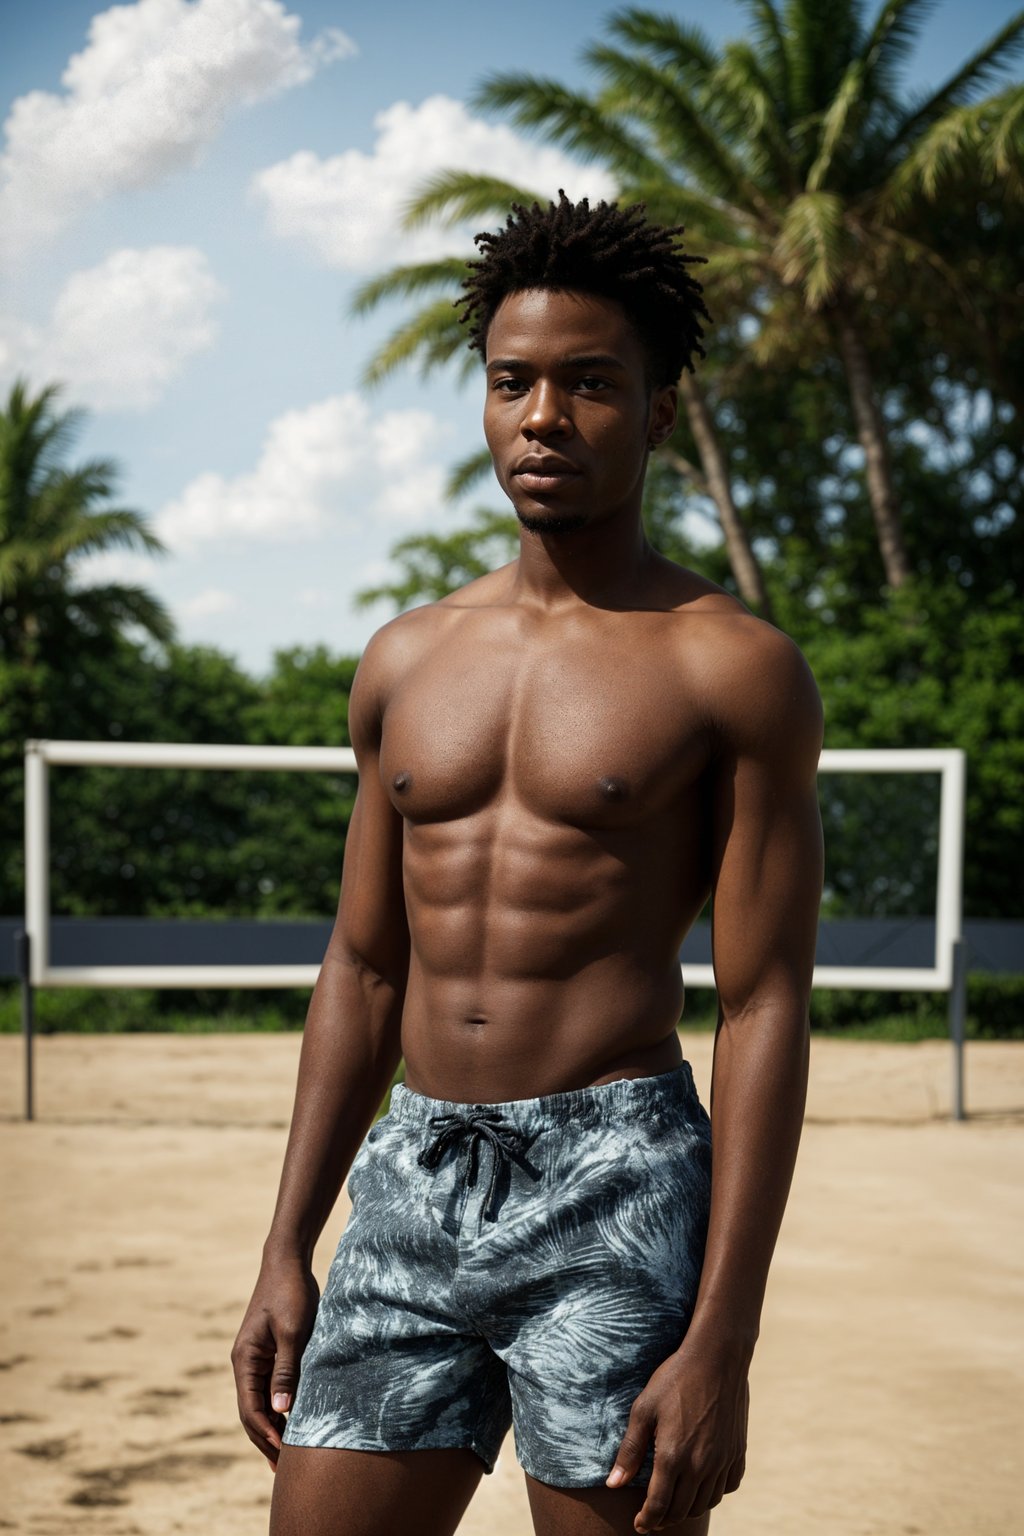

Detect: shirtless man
232,193,824,1536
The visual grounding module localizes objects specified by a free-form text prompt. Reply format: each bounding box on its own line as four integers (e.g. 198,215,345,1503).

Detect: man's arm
608,624,824,1531
231,628,410,1467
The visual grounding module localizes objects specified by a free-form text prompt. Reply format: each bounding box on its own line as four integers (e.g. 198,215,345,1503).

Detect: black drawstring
417,1110,533,1221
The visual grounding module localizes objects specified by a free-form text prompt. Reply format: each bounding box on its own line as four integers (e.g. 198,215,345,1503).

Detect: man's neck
510,506,658,614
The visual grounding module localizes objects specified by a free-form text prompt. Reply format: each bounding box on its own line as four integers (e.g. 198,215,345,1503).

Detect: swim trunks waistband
388,1060,697,1133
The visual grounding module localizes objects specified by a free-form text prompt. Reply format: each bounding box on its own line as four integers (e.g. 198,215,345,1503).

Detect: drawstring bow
417,1109,531,1221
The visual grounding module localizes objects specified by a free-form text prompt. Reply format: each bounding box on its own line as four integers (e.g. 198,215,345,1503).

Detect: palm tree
0,379,173,666
355,1,1024,595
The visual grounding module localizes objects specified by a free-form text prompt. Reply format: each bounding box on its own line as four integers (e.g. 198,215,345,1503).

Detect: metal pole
25,742,50,984
949,936,968,1122
17,930,33,1122
935,751,966,990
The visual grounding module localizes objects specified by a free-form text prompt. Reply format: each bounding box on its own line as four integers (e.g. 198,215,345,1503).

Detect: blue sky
2,0,1019,675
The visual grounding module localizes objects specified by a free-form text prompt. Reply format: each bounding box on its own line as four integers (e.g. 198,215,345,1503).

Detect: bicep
709,646,824,1020
324,646,409,986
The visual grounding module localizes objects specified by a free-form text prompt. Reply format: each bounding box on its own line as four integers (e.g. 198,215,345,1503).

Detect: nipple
598,775,628,801
393,771,412,793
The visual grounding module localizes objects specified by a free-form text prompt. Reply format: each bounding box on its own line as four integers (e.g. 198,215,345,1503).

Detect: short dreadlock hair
457,191,711,387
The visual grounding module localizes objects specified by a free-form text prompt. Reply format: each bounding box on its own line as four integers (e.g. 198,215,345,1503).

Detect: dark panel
0,917,1020,980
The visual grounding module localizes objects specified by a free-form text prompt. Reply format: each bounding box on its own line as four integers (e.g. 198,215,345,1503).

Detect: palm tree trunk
829,296,911,589
676,371,774,619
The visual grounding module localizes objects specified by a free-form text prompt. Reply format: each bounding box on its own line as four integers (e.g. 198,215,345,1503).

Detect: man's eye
493,377,525,392
577,377,609,391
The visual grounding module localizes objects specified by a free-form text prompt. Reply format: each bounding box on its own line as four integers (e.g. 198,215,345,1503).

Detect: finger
678,1473,717,1522
234,1356,284,1462
606,1396,655,1489
239,1379,284,1459
725,1452,746,1494
270,1331,302,1416
633,1453,681,1535
707,1467,730,1509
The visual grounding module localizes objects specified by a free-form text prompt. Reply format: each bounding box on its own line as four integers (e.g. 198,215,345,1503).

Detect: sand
1,1031,1022,1535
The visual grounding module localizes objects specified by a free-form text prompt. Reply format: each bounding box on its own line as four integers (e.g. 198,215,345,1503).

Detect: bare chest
378,633,712,828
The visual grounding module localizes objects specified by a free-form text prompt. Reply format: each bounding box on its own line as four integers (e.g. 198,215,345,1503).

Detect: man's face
482,287,677,536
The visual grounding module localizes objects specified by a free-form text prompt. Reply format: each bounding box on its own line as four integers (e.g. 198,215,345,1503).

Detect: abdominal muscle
397,811,702,1103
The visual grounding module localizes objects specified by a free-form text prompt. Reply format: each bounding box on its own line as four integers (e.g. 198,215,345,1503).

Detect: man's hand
606,1339,749,1531
231,1255,320,1468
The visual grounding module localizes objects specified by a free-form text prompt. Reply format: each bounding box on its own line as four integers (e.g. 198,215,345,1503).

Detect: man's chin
515,508,589,535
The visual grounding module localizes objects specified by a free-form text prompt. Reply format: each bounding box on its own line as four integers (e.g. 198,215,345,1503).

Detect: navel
598,775,629,801
392,771,412,793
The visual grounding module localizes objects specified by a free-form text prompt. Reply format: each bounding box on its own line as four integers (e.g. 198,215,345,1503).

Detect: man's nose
521,381,572,439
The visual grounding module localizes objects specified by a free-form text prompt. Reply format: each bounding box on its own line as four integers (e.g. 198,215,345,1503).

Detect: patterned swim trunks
283,1061,712,1488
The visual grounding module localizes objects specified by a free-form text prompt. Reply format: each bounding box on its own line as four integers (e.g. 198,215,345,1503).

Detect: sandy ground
1,1031,1022,1536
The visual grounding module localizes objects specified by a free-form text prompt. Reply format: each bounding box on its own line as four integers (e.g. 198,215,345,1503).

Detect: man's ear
648,384,678,448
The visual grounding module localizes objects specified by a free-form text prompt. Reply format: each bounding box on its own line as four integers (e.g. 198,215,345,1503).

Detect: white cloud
251,93,618,271
0,0,354,263
157,392,453,550
180,587,239,618
0,246,223,411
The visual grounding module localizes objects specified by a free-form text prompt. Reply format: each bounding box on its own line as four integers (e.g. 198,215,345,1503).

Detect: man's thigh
270,1445,485,1536
525,1475,711,1536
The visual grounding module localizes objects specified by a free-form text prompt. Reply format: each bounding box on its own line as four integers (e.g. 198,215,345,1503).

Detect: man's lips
512,458,581,492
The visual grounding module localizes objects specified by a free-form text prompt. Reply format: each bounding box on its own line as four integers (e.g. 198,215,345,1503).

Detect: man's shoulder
357,567,512,681
662,581,822,756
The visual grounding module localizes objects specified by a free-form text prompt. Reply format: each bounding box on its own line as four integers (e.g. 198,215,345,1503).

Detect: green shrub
1,974,1020,1039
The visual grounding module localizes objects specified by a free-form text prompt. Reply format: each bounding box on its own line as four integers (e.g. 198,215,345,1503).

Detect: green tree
354,509,520,612
0,379,173,663
476,0,1022,589
354,0,1023,600
1,379,177,914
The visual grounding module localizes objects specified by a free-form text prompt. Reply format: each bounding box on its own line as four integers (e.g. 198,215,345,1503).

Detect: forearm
262,948,406,1266
684,1000,809,1360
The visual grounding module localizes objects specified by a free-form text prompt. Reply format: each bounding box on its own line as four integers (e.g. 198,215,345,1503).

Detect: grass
1,980,1020,1040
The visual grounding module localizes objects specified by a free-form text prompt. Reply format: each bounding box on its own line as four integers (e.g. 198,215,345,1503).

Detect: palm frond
986,82,1024,186
619,177,749,244
738,0,791,117
361,298,471,389
445,446,494,501
711,42,798,191
782,0,863,120
858,0,939,101
473,73,655,183
403,170,545,231
882,10,1024,154
772,190,848,307
601,7,719,78
350,259,469,318
876,84,1024,215
44,506,166,563
587,47,772,214
68,582,175,645
806,57,868,190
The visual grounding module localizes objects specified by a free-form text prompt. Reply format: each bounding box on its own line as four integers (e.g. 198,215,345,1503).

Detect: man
232,192,824,1536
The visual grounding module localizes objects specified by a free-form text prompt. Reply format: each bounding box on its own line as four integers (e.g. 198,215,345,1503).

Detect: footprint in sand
0,1355,30,1372
184,1363,220,1378
130,1387,189,1418
57,1373,116,1392
16,1435,76,1461
68,1450,237,1508
86,1326,139,1342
